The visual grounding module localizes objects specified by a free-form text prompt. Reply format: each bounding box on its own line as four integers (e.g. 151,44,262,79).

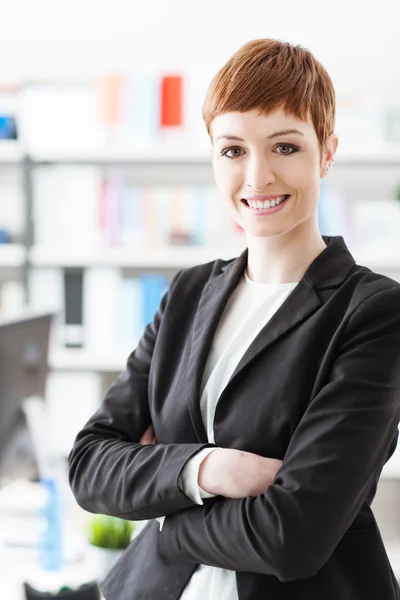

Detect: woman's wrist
198,448,227,495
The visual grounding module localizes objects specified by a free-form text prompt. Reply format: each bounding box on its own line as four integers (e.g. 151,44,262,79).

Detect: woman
68,39,400,599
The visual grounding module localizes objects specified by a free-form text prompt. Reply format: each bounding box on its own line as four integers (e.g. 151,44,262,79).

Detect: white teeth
247,195,288,209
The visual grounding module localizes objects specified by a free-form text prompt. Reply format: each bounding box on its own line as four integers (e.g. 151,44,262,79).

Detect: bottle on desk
38,477,64,571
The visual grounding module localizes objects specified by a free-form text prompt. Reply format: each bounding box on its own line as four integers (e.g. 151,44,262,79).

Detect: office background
1,0,400,598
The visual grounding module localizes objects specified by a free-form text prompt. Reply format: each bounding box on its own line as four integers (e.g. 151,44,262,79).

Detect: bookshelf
1,144,400,327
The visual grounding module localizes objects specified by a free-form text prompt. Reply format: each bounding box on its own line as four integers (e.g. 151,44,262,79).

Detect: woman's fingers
139,424,157,445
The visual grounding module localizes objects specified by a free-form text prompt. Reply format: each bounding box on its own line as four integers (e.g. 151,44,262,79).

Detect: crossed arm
143,289,400,581
69,285,400,582
140,423,283,501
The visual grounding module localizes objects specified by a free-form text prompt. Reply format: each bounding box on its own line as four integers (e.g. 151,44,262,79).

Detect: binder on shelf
64,269,84,348
187,186,207,246
119,277,144,355
0,170,25,242
98,74,124,126
0,115,17,140
83,267,122,353
140,273,169,326
150,186,171,247
0,84,19,141
123,73,159,142
169,186,191,245
160,75,183,127
100,168,123,245
28,267,64,351
0,228,11,243
120,185,146,247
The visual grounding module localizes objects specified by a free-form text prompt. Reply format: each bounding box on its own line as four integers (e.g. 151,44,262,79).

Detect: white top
159,270,298,599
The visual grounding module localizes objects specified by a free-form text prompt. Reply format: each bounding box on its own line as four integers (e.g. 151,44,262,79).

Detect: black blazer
69,235,400,600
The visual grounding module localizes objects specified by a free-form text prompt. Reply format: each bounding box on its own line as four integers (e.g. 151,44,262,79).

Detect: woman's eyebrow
214,129,305,142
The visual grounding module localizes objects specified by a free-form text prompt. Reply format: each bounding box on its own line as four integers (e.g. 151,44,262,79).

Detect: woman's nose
245,181,265,192
245,159,275,192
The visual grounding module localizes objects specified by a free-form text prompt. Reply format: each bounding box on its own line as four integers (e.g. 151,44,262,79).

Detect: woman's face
211,108,338,240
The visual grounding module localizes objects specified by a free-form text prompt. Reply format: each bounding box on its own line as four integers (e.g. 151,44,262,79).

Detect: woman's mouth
241,194,291,215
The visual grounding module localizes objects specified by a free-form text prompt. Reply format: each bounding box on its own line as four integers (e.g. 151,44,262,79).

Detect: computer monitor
0,311,54,483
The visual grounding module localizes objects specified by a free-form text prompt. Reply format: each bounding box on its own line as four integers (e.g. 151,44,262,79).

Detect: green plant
88,514,135,550
395,184,400,202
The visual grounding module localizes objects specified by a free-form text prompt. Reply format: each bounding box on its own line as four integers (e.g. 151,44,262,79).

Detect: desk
2,479,400,599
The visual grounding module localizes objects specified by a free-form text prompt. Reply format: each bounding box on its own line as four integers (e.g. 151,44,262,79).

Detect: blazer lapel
186,236,356,442
186,249,248,442
223,277,321,396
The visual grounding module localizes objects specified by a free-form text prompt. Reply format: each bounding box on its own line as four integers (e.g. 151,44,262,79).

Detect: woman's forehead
211,109,313,140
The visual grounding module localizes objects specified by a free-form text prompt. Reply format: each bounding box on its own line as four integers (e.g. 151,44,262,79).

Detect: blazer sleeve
179,447,220,504
68,270,215,521
159,286,400,581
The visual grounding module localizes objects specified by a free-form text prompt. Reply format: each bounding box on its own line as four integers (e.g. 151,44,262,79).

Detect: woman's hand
139,424,157,445
198,448,282,499
138,427,281,499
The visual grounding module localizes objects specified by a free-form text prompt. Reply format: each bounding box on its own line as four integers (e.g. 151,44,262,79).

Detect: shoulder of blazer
340,263,400,314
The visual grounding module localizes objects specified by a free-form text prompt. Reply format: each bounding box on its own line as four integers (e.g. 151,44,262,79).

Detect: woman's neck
244,223,327,284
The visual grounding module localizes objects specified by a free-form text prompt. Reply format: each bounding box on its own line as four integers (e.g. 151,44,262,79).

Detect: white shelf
50,349,126,372
29,243,400,271
0,141,23,163
0,244,26,267
29,143,212,164
13,142,400,166
30,245,244,268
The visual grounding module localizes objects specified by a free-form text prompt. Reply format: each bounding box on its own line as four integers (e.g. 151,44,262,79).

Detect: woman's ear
320,133,339,178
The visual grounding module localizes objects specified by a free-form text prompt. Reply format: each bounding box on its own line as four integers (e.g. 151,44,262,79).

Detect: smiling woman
69,38,400,600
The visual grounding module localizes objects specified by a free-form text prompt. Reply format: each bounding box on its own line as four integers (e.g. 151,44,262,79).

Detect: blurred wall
0,0,398,102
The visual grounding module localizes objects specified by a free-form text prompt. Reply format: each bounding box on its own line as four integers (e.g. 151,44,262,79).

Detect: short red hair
202,39,336,157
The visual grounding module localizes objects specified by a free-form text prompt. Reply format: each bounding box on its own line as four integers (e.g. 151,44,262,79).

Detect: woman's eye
275,144,298,155
221,147,244,159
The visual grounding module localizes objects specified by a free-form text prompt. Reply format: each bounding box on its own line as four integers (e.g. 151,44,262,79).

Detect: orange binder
160,75,183,127
98,74,124,125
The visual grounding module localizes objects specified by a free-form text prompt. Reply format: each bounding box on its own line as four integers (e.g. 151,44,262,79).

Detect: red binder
160,75,183,127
